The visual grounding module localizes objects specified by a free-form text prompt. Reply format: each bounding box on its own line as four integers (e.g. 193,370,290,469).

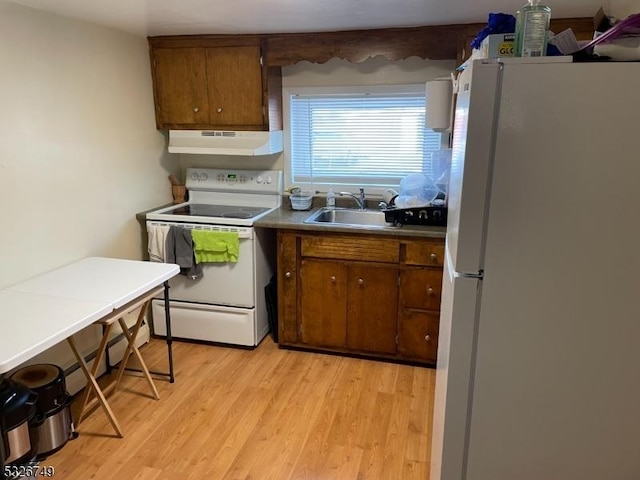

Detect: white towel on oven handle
147,224,170,262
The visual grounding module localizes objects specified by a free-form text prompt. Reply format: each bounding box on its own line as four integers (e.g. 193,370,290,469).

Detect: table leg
78,322,114,424
122,281,174,383
103,324,112,374
67,335,123,438
163,280,175,383
114,307,159,400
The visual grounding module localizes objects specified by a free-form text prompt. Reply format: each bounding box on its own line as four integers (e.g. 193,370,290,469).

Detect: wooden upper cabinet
149,39,282,131
152,47,209,126
148,18,592,129
205,46,263,127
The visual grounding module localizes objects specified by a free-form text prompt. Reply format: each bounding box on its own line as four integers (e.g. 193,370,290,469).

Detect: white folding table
1,257,179,437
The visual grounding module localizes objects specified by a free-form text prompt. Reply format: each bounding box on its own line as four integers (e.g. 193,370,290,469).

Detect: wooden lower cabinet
397,310,439,362
345,264,398,354
278,231,298,344
401,268,442,311
277,230,443,365
300,260,347,348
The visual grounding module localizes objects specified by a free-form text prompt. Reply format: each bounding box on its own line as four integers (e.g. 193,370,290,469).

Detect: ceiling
8,0,606,37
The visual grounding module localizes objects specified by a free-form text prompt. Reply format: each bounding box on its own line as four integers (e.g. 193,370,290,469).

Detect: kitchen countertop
135,202,174,222
136,202,446,240
255,205,446,239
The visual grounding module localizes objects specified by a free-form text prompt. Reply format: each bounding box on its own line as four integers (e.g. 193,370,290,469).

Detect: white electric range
146,168,282,347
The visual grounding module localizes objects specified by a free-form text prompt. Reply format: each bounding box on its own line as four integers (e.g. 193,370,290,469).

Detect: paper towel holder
425,74,456,133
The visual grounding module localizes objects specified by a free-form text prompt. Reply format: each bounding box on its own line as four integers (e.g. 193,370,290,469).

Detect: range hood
168,130,284,156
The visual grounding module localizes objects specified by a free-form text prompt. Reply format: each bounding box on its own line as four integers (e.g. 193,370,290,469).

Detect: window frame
282,83,449,196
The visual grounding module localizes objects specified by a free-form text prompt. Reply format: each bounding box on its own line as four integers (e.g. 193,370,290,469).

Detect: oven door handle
146,222,253,239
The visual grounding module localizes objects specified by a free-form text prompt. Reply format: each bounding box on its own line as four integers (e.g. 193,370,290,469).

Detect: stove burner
221,212,254,219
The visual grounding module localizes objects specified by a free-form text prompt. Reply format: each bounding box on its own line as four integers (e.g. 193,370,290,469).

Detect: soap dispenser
326,187,336,209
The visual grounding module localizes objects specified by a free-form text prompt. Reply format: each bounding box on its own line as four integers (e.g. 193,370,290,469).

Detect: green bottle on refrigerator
514,0,551,57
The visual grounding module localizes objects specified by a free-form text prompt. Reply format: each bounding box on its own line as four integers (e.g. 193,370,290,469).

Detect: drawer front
397,310,439,362
301,235,399,263
401,268,443,310
404,241,445,267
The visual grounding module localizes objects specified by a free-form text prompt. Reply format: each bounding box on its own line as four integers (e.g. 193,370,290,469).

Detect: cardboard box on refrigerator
479,33,515,58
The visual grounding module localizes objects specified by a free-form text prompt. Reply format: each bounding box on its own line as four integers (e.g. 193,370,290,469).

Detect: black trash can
264,275,278,342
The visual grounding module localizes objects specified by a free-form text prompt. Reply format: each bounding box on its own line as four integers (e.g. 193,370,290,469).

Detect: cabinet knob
330,275,336,282
285,271,291,279
358,278,364,285
430,253,438,262
216,107,223,113
427,287,434,295
425,334,431,342
193,106,199,112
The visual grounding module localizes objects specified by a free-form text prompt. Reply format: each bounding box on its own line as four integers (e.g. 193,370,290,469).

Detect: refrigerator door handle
447,249,484,280
457,270,484,280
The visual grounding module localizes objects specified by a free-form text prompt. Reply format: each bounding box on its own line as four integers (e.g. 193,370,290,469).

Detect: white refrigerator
430,58,640,480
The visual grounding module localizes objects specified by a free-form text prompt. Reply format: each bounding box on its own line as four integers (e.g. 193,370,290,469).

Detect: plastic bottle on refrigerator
514,0,551,57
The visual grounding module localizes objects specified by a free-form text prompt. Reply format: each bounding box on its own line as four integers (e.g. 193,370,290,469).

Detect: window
283,84,447,194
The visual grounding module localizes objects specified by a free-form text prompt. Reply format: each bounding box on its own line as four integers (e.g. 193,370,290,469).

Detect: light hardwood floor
46,337,436,479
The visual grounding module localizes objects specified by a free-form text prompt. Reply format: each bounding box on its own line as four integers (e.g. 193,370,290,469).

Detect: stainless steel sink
303,207,394,229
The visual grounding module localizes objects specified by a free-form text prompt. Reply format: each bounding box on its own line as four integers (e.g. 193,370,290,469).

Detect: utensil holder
172,185,186,204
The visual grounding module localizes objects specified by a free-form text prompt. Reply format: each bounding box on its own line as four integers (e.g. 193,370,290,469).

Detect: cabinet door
398,310,439,362
277,232,298,344
300,260,347,348
401,268,442,311
206,46,264,128
152,47,210,127
346,265,398,354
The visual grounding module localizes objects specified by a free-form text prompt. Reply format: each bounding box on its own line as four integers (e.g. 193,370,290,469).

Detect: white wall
0,1,178,288
179,56,456,175
610,0,637,18
0,1,179,390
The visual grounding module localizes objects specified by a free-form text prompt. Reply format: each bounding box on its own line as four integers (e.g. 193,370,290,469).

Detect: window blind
289,89,444,189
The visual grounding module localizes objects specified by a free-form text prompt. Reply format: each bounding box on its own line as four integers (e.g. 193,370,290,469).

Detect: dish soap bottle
515,0,551,58
326,186,336,209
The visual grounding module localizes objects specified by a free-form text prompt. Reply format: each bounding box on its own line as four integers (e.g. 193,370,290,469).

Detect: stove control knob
266,175,273,184
200,172,208,181
256,175,263,184
191,172,199,180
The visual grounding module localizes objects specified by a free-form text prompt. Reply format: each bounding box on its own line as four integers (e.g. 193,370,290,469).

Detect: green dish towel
191,230,239,263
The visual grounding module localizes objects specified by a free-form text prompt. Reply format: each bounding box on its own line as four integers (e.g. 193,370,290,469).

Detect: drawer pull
285,271,291,279
430,253,438,262
193,106,199,112
217,107,223,113
330,275,336,282
358,278,364,285
425,334,431,342
427,287,434,295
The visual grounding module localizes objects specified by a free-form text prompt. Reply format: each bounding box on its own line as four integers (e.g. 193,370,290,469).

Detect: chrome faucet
339,188,366,210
